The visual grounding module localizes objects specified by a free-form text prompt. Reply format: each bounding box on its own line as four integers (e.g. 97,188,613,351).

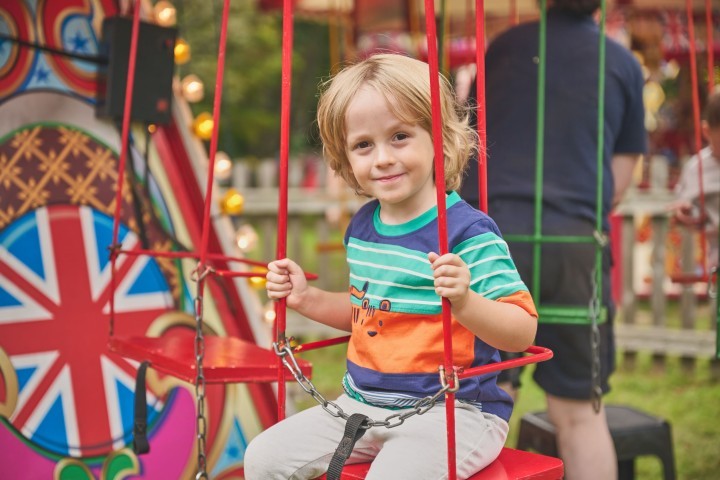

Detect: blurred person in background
461,1,647,478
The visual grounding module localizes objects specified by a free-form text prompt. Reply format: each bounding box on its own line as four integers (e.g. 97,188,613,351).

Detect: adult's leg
527,220,617,479
546,394,617,480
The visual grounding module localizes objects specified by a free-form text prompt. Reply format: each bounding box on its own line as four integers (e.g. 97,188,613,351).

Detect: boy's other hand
428,252,471,309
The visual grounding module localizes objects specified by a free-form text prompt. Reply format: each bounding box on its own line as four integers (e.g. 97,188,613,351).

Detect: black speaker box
96,17,177,125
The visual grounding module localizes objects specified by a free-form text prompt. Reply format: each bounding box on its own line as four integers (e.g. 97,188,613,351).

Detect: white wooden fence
236,167,718,372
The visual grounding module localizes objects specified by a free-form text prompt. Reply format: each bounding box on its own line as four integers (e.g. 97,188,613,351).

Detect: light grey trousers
243,394,508,480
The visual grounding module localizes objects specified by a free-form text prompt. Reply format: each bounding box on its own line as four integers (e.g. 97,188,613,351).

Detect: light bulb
154,1,177,26
174,38,191,65
181,74,204,102
220,188,244,215
248,267,268,289
235,224,259,252
263,301,276,324
192,112,213,140
214,151,233,182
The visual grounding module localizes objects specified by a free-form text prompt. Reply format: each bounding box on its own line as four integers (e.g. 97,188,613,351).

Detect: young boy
244,53,537,480
673,88,720,268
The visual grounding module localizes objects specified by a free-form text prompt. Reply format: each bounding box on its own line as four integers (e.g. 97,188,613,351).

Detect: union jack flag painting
662,11,690,53
0,205,172,458
0,1,275,476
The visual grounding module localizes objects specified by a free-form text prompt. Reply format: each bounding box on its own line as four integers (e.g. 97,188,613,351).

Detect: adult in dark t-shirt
461,1,647,479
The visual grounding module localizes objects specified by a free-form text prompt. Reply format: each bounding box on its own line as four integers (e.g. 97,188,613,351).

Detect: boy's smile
344,85,437,225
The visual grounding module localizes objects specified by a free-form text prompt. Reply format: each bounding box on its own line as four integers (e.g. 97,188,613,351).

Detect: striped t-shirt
342,191,536,422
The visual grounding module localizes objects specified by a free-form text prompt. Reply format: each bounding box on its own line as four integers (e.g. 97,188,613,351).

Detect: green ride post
503,0,608,326
531,0,547,308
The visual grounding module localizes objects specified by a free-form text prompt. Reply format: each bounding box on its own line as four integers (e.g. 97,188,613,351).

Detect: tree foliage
177,1,330,159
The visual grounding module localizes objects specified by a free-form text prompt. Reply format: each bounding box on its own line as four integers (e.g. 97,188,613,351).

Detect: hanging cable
0,33,106,64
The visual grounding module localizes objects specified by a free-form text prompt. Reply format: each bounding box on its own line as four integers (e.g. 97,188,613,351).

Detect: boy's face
344,85,436,223
702,121,720,160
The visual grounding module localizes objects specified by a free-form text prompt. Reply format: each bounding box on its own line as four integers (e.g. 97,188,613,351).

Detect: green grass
509,353,720,480
293,345,720,480
265,222,719,478
608,355,720,479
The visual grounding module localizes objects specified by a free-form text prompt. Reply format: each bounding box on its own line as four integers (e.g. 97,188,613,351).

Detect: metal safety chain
589,231,606,413
192,265,212,480
588,269,603,413
273,343,457,429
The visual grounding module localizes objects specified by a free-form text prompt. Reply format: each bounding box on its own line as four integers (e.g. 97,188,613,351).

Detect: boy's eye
394,132,409,141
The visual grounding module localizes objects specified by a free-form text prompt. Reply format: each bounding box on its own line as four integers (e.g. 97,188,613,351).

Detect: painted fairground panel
0,1,273,478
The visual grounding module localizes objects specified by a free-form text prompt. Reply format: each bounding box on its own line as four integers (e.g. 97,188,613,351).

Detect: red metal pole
109,0,142,335
275,0,295,422
686,0,708,276
706,0,715,94
198,0,231,267
475,0,487,213
424,1,456,477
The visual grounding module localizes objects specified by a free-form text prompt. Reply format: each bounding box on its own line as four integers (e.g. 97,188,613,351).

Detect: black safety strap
326,413,369,480
133,361,150,454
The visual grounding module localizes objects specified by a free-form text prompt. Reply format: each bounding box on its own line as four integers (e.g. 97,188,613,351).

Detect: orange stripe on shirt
496,290,538,318
346,306,476,374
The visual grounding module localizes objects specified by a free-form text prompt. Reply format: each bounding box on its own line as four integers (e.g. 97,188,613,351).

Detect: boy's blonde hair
317,53,477,195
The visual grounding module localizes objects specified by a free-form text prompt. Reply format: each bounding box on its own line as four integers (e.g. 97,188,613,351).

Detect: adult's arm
611,153,642,208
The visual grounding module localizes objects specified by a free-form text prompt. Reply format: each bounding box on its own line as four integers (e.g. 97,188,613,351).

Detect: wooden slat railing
234,173,717,373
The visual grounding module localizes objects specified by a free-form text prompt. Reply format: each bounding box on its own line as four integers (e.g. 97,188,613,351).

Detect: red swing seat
109,328,312,384
669,272,710,284
314,447,564,480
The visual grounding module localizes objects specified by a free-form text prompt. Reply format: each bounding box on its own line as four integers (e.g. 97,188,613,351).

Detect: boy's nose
374,145,396,167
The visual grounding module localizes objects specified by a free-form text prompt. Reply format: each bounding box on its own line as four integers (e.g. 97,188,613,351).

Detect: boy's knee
243,435,273,479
